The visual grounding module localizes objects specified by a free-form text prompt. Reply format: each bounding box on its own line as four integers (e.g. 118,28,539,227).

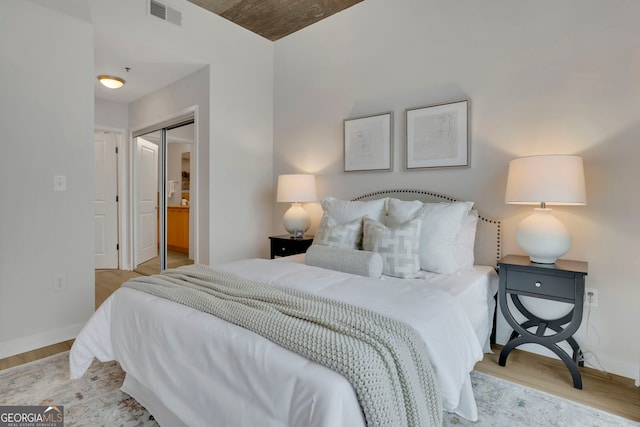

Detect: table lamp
505,155,586,263
276,174,317,237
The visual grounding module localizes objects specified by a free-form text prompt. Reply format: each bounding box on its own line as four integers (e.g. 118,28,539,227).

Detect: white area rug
445,371,638,426
0,351,637,426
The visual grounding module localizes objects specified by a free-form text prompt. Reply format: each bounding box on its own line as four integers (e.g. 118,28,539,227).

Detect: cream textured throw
123,264,443,427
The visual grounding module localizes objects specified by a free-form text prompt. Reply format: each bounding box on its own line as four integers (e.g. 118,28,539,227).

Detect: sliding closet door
133,118,194,275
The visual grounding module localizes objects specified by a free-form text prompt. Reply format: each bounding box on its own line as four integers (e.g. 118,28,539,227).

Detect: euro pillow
362,217,422,279
320,197,387,223
386,198,473,274
456,210,479,270
305,244,383,278
313,215,362,249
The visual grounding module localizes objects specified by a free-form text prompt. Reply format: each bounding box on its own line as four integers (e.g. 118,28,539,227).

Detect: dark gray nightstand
269,235,314,259
497,255,588,389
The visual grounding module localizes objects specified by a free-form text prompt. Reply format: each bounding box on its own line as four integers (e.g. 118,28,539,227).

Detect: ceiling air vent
149,0,182,26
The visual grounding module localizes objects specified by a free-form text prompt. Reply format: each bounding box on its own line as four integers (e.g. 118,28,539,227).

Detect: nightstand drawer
269,235,314,259
505,270,575,301
272,244,304,257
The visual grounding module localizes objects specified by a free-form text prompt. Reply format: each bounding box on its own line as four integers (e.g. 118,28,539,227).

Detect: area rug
0,351,637,426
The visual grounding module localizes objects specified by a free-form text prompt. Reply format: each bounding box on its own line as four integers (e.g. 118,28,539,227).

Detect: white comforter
71,258,490,426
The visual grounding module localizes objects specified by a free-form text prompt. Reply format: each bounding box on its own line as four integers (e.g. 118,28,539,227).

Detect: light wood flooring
134,250,193,276
1,269,638,422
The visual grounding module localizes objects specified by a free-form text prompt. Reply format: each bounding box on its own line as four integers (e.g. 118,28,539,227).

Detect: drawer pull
281,247,286,251
534,281,542,288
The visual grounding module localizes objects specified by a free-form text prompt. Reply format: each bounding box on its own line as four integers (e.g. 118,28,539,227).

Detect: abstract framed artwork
405,100,469,169
343,112,393,172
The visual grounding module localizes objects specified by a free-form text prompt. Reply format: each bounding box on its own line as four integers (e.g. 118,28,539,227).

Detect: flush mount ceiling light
98,75,125,89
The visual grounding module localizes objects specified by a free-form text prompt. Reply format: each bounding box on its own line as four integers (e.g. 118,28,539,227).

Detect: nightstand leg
498,335,528,366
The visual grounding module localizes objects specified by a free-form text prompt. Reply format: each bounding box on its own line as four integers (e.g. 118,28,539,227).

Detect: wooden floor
1,269,639,422
475,345,640,421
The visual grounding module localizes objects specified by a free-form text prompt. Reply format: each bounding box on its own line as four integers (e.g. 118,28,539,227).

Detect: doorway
133,118,195,275
94,129,121,269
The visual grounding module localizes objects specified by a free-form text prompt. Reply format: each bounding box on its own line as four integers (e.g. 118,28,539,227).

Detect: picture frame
343,112,393,172
405,100,469,169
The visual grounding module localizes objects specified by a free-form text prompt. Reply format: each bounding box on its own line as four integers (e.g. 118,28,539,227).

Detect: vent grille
149,0,182,26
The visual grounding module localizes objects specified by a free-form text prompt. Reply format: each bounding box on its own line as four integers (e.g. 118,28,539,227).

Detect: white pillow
386,198,473,274
362,217,422,279
305,245,383,278
313,214,362,249
320,197,387,223
456,210,479,270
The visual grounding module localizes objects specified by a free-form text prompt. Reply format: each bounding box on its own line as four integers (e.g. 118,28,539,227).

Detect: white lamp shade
505,155,586,205
276,174,317,202
505,155,586,264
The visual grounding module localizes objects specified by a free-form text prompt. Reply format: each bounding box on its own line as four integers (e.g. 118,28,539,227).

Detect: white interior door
135,137,159,265
94,131,119,269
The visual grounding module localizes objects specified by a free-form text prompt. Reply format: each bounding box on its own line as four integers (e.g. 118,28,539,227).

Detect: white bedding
70,258,497,426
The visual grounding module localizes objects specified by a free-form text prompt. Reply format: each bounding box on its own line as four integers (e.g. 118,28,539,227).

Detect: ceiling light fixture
98,75,125,89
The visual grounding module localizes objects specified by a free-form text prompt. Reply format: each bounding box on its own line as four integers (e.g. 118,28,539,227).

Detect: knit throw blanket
123,264,443,427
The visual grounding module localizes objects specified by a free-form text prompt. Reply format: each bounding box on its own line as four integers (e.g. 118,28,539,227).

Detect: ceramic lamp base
516,208,571,264
282,202,310,236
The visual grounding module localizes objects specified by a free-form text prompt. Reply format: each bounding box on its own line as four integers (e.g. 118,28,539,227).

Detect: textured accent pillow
312,214,362,249
319,197,387,248
305,245,384,278
362,217,422,279
386,198,473,274
456,210,479,270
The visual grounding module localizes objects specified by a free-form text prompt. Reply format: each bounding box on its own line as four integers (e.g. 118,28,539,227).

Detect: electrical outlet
54,275,66,291
584,288,598,308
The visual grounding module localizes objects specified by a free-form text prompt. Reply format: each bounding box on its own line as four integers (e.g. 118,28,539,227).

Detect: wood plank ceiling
187,0,364,41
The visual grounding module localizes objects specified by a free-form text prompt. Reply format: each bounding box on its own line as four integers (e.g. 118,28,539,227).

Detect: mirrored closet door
133,118,195,275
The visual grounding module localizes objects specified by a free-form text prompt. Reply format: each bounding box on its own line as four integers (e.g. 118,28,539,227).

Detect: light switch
53,175,67,191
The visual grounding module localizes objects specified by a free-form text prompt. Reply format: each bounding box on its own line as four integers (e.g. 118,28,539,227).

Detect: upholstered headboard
352,189,502,267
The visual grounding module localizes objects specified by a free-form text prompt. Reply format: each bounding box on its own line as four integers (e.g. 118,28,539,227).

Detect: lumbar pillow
386,198,473,274
362,217,422,278
312,214,362,249
305,244,383,278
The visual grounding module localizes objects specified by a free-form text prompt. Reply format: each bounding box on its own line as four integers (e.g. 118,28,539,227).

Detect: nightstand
497,255,588,389
269,235,314,259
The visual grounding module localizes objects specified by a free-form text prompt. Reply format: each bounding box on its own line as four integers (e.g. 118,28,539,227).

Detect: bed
70,189,501,426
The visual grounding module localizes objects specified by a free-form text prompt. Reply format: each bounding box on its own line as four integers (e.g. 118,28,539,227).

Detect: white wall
95,98,129,131
0,0,273,359
0,1,95,357
94,0,274,264
130,67,211,264
273,0,640,380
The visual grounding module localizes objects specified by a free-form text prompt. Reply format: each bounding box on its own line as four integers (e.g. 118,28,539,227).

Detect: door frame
95,125,127,269
130,106,199,271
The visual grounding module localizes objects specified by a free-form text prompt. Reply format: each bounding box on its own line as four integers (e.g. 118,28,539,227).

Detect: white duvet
70,258,497,426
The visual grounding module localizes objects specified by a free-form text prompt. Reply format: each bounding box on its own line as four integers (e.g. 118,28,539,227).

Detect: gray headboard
352,189,502,267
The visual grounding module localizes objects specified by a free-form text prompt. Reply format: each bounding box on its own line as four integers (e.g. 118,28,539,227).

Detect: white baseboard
0,323,83,359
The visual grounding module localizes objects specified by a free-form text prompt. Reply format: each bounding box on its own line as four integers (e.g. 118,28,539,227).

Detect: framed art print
344,112,393,172
406,100,469,169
